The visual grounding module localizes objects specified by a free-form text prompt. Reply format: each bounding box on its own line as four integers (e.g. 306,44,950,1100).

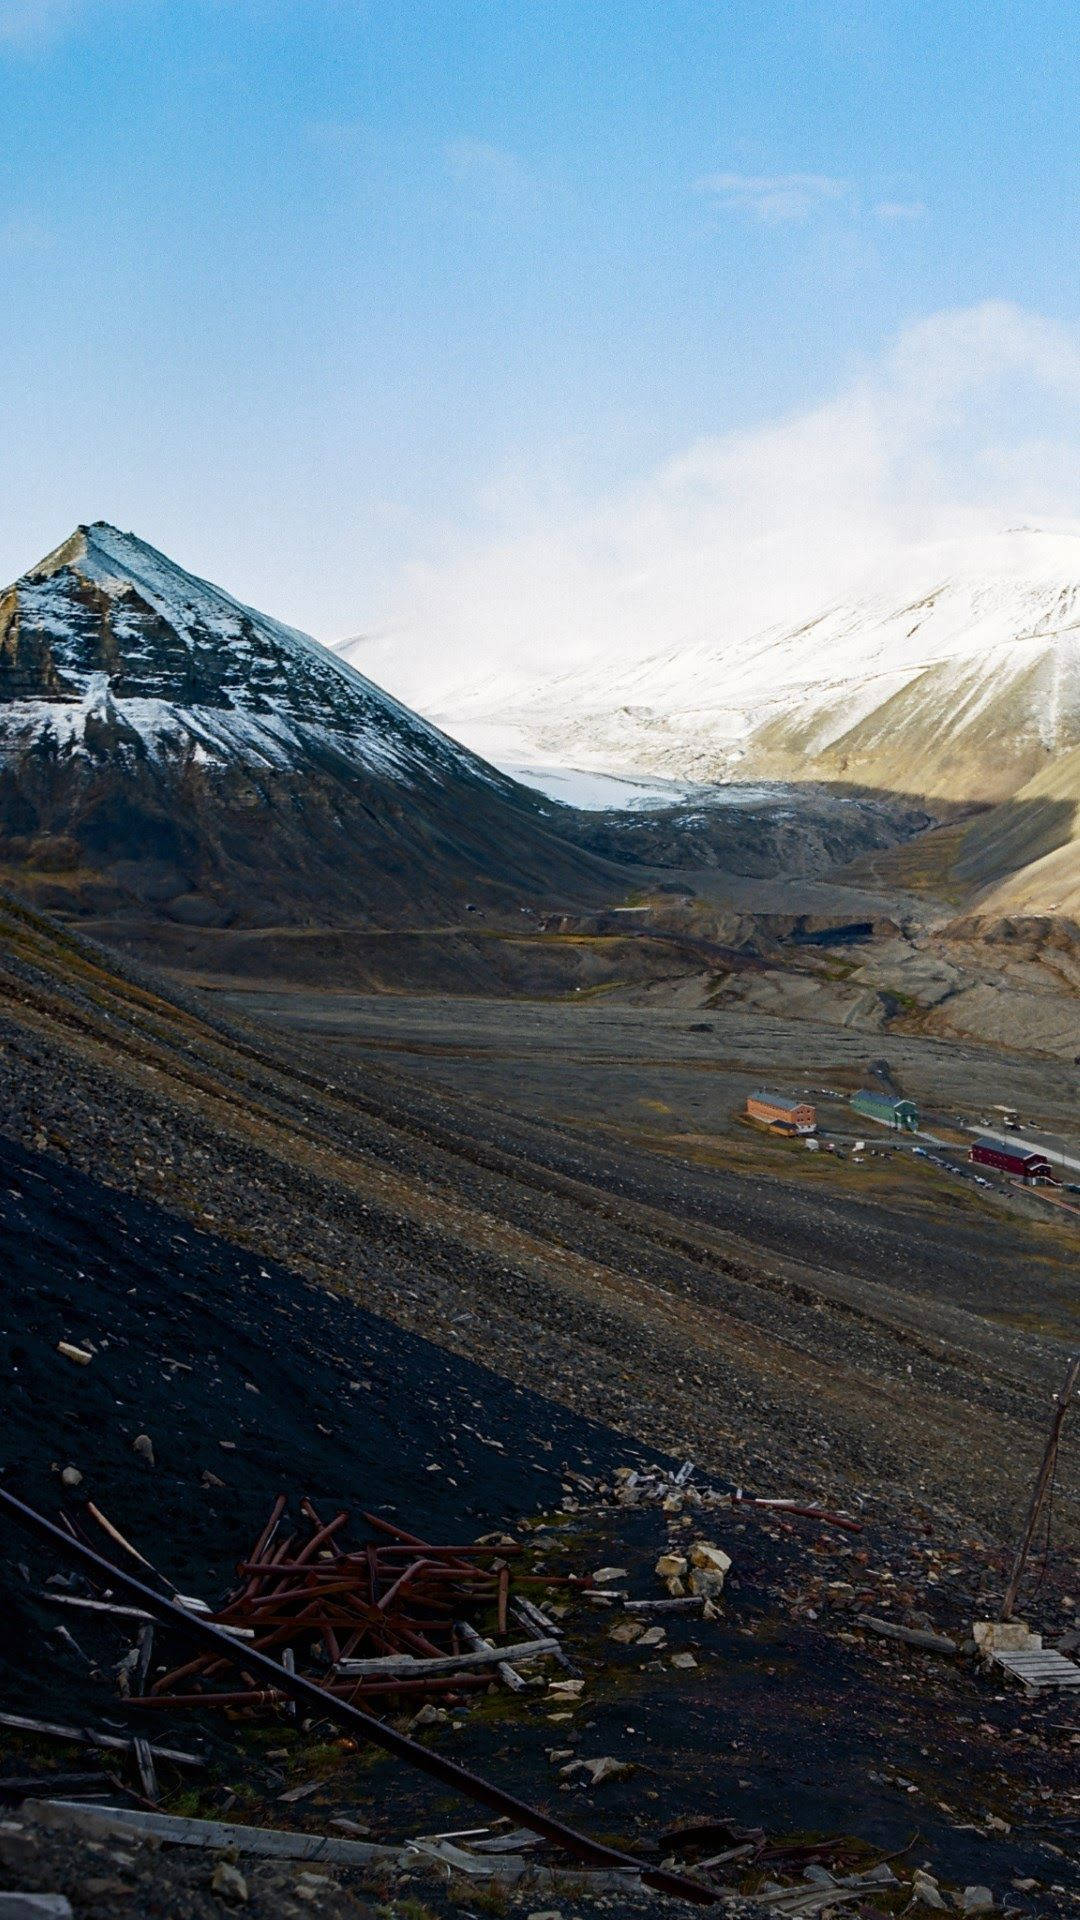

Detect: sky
1,1,1079,686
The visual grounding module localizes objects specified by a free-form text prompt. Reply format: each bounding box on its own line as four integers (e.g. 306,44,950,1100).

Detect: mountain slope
0,523,612,939
389,529,1080,808
952,745,1080,919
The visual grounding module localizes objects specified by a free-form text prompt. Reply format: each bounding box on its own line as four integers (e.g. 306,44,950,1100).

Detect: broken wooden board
35,1801,392,1865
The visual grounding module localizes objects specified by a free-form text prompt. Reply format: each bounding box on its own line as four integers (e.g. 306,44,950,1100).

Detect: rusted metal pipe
0,1488,714,1904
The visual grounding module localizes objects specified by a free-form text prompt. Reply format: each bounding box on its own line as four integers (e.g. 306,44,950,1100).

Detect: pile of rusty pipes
137,1499,573,1716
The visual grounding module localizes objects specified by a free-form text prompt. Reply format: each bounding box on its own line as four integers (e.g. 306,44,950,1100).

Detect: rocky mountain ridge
0,524,613,942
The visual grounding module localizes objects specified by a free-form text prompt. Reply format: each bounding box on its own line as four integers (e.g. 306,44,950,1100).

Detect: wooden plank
132,1739,159,1805
624,1596,704,1616
336,1637,558,1679
37,1594,155,1622
456,1621,527,1693
855,1615,957,1655
993,1649,1080,1687
134,1624,155,1698
38,1800,398,1865
510,1598,580,1675
0,1713,202,1769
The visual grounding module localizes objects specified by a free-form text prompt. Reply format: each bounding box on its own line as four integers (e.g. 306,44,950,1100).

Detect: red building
746,1091,817,1135
970,1138,1055,1182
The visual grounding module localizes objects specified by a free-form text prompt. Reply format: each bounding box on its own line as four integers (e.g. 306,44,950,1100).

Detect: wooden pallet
991,1647,1080,1691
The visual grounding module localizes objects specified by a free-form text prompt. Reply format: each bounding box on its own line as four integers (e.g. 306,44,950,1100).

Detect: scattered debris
457,1617,529,1692
141,1497,563,1714
0,1488,715,1903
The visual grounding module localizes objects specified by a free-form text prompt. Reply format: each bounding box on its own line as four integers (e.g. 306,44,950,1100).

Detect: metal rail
0,1487,713,1904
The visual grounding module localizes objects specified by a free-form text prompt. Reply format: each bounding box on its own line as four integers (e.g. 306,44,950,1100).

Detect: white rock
689,1569,727,1599
972,1620,1040,1654
959,1889,995,1915
689,1541,731,1573
210,1862,248,1902
911,1871,948,1910
580,1755,632,1785
59,1468,83,1489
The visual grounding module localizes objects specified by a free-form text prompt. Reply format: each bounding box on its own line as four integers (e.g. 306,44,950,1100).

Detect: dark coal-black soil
1,1150,1077,1919
0,1131,648,1754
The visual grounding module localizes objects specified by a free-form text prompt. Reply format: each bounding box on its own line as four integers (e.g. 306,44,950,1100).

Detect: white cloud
695,170,848,223
371,302,1080,705
874,198,927,222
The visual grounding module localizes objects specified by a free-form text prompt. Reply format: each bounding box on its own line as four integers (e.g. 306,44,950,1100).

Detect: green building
850,1089,920,1132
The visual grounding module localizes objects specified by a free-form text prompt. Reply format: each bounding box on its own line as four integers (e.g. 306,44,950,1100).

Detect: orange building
745,1091,817,1134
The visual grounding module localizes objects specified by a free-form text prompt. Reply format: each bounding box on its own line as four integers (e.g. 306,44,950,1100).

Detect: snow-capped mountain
0,523,506,789
0,525,607,934
352,529,1080,809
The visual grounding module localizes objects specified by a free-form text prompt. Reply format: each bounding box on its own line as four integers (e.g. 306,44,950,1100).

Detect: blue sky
1,0,1078,660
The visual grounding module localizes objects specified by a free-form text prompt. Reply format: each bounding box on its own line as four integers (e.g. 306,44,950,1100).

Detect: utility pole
1001,1354,1080,1622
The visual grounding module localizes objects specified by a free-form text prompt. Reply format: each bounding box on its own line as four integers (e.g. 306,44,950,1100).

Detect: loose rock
959,1890,995,1915
912,1870,949,1909
210,1861,249,1902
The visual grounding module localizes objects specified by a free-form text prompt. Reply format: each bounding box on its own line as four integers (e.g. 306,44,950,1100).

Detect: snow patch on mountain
380,528,1080,801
